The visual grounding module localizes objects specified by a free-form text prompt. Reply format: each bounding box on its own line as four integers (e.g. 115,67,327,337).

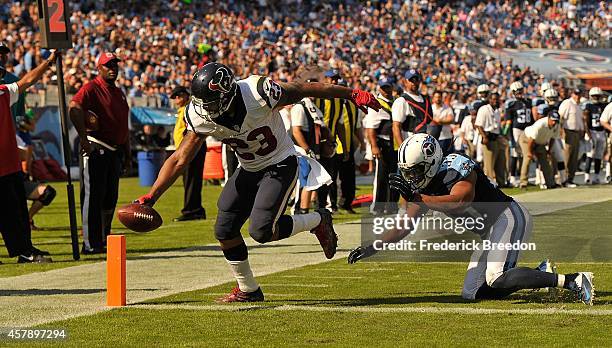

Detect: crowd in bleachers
0,0,609,107
1,0,611,263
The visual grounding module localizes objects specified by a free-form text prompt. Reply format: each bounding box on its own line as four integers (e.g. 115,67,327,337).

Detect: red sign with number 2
48,0,66,33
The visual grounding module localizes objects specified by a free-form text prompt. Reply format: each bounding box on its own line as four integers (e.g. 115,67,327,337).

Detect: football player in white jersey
134,62,381,302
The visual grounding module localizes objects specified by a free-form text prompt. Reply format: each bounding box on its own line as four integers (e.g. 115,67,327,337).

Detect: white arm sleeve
474,107,487,128
558,100,569,121
7,83,19,107
392,97,407,123
290,104,307,128
364,109,380,129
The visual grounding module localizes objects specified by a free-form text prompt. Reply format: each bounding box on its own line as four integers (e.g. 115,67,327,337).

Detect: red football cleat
216,286,265,303
311,209,338,259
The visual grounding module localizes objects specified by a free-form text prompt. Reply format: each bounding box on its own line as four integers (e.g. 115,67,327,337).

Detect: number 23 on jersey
222,126,278,160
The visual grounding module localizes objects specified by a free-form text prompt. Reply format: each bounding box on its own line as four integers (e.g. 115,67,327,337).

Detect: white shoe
536,258,555,273
570,272,595,305
563,181,577,188
535,259,558,295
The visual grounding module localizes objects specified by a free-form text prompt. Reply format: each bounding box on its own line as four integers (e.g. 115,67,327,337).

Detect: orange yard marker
107,235,126,306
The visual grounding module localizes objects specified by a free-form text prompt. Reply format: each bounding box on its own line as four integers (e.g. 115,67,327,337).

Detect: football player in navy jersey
532,82,552,120
505,82,534,187
134,62,381,302
582,87,608,184
348,134,594,304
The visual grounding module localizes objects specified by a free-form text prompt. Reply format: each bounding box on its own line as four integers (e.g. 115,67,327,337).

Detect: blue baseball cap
549,110,560,122
404,69,421,81
378,77,393,87
324,69,341,79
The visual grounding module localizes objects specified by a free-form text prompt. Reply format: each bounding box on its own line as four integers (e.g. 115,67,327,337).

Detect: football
117,203,163,233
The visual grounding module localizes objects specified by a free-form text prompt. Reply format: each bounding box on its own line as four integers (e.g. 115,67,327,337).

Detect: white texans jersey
185,75,296,172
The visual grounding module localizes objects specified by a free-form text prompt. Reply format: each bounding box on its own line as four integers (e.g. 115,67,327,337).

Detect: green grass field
1,178,610,346
22,259,612,346
0,178,373,277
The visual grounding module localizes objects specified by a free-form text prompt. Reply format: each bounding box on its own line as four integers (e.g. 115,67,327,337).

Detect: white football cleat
570,272,595,306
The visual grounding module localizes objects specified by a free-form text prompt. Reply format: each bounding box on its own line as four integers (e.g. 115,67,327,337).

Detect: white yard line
130,303,612,316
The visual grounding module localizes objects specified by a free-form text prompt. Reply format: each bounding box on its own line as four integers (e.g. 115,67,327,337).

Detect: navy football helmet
190,62,237,121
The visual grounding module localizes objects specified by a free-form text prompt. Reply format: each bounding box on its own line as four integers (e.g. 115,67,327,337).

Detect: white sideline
131,303,612,316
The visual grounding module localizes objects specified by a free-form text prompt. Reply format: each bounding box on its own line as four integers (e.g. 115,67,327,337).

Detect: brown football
117,203,163,233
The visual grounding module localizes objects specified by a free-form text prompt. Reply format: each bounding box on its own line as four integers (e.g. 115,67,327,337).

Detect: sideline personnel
172,86,207,221
0,51,56,263
365,77,398,215
69,52,130,254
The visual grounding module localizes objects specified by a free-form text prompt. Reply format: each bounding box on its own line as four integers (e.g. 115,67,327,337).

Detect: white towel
294,146,332,191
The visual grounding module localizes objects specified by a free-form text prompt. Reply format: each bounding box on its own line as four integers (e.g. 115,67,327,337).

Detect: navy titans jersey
537,104,559,118
419,154,513,228
505,98,533,130
420,154,512,203
583,102,605,131
532,97,545,108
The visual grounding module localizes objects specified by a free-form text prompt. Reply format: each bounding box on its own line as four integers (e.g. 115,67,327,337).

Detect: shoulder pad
504,98,516,110
537,103,549,115
237,76,267,109
439,154,475,179
532,97,544,107
472,100,485,111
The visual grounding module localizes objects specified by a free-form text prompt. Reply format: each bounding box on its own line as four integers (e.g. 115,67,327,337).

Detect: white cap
544,89,558,105
589,87,604,97
510,81,524,92
540,82,552,94
477,84,490,94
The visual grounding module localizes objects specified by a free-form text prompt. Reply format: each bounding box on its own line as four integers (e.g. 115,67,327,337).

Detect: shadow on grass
137,299,205,305
129,254,224,261
508,290,612,305
0,288,161,296
277,294,470,306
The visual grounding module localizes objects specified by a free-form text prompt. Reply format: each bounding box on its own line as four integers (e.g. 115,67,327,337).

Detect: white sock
557,274,565,288
606,162,611,177
228,259,259,293
291,212,321,236
535,168,542,185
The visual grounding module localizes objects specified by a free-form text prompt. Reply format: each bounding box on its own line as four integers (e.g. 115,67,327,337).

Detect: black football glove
347,245,376,264
389,173,416,201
